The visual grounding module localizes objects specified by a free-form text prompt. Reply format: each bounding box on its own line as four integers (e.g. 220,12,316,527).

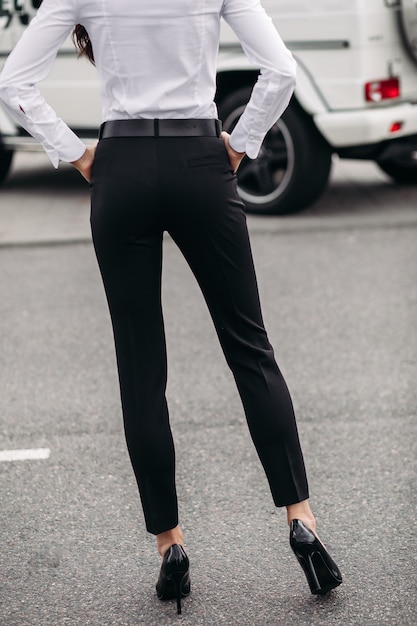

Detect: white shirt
0,0,296,167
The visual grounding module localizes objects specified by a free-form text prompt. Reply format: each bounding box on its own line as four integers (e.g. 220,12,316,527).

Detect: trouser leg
165,139,309,506
90,138,178,535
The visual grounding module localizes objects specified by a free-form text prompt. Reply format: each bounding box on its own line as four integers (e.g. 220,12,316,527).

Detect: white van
1,0,417,214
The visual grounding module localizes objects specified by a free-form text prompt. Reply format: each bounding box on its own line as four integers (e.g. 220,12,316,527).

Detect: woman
0,0,342,614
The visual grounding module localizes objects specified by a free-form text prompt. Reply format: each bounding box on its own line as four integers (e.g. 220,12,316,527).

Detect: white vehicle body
1,0,417,213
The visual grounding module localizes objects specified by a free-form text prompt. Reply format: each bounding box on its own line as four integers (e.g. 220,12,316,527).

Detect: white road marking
0,448,51,462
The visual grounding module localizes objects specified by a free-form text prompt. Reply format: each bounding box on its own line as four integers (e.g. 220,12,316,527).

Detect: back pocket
187,155,227,167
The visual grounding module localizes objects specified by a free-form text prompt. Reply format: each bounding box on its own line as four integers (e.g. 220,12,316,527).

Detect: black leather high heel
289,519,342,595
156,544,190,614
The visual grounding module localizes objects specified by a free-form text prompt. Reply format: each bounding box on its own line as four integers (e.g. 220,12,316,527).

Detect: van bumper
314,102,417,148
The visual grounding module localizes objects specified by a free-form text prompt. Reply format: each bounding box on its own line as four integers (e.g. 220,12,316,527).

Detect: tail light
365,78,400,102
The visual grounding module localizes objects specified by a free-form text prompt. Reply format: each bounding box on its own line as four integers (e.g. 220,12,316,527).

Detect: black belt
99,118,222,140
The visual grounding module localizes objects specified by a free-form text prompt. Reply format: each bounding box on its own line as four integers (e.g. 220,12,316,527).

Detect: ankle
156,526,184,557
286,500,316,533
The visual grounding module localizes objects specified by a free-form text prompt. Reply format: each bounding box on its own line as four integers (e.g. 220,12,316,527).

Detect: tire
0,148,14,185
398,0,417,67
377,156,417,184
217,87,332,215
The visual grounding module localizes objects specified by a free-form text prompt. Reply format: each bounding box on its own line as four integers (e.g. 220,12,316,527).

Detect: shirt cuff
229,123,262,160
53,129,87,168
44,137,87,169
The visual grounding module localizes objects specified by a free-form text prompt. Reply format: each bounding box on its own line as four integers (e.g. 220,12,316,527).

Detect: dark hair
72,24,95,65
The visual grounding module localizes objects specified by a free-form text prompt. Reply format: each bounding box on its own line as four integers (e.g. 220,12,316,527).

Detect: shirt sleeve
221,0,296,159
0,0,86,168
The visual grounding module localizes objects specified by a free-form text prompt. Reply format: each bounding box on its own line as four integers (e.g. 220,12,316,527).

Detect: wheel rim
223,105,295,205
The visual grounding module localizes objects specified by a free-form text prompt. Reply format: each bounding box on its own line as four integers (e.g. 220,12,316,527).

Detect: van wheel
376,156,417,184
0,148,13,185
218,88,332,214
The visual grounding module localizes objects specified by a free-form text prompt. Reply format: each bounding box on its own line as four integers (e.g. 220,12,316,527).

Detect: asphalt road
0,154,416,626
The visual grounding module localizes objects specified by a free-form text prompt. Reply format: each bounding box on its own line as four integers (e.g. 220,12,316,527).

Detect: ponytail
72,24,95,65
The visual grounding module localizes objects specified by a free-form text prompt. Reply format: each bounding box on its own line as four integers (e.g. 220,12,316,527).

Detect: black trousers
90,135,309,535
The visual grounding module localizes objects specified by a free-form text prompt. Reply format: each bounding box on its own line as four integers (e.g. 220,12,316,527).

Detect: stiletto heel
156,544,190,614
171,570,188,615
289,519,342,595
